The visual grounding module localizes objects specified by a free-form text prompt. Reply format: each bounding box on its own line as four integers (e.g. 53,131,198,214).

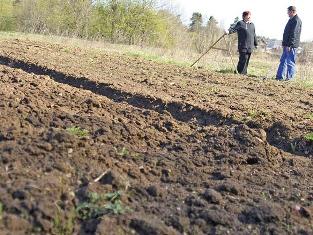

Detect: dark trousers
237,51,251,75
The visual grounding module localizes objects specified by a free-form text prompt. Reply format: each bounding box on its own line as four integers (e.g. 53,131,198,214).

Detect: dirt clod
203,189,223,204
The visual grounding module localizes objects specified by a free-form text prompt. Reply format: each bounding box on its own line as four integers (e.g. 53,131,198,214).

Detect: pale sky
172,0,312,41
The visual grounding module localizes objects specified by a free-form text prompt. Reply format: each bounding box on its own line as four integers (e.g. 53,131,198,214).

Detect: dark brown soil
0,38,312,235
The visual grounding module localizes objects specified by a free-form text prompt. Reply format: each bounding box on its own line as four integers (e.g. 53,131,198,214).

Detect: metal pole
190,33,227,67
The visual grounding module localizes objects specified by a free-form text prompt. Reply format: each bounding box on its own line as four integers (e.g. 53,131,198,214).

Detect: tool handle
191,33,227,67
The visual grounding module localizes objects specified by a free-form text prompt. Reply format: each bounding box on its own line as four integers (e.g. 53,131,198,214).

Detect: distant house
266,39,282,53
265,39,303,54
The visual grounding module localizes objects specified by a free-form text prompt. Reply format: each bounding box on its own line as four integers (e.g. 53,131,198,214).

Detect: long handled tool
190,32,227,67
223,35,237,73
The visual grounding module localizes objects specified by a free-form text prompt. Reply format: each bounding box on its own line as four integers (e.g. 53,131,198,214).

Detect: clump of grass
305,113,313,120
115,147,129,157
290,142,297,153
246,109,269,120
125,51,189,67
261,191,272,200
53,206,76,235
216,68,236,74
66,126,89,137
103,191,129,214
248,110,257,119
0,202,3,219
125,51,144,58
304,133,313,142
76,191,131,220
296,80,313,89
114,146,141,158
61,47,71,53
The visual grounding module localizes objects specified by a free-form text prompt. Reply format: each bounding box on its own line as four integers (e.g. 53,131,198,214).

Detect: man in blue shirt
276,6,302,81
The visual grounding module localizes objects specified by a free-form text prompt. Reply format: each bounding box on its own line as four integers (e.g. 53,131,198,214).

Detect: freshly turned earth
0,38,312,234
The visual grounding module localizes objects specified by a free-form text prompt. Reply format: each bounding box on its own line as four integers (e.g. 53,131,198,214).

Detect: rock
203,189,223,204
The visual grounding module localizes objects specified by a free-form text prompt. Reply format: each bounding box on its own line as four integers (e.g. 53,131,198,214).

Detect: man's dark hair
287,6,296,12
242,11,251,19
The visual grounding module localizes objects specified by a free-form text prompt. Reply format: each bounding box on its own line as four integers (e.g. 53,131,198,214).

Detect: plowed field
0,38,312,235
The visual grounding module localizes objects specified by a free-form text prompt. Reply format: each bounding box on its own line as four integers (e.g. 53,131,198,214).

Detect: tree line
0,0,223,52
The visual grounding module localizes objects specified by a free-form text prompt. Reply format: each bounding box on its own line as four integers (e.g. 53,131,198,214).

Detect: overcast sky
171,0,312,41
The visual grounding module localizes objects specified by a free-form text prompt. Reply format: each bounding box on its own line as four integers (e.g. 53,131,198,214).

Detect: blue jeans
276,47,297,80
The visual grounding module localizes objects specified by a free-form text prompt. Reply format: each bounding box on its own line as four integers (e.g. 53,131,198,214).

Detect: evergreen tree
189,12,202,32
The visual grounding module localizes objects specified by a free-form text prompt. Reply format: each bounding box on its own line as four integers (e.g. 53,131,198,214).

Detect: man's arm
254,27,258,47
228,21,240,34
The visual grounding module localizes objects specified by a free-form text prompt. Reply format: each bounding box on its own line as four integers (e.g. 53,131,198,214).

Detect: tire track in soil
0,55,311,157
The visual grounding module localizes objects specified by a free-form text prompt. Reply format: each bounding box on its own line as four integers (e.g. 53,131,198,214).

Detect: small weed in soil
104,191,132,214
261,191,272,200
305,113,313,120
76,191,131,220
66,126,89,137
53,206,76,235
248,109,258,119
115,147,141,158
304,133,313,142
0,202,3,219
216,68,237,74
246,109,268,121
290,142,297,153
115,147,130,157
